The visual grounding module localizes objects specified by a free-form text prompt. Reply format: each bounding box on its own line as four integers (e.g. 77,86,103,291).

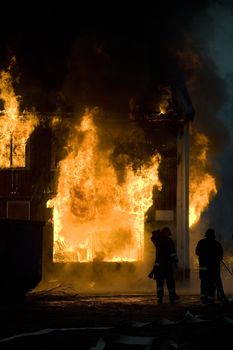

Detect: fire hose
215,260,233,303
221,260,233,277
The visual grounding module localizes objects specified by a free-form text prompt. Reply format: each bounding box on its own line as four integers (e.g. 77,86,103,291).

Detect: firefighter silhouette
148,227,179,303
195,228,224,304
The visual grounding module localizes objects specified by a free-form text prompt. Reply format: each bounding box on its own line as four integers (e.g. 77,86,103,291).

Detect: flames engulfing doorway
48,110,162,263
47,85,193,277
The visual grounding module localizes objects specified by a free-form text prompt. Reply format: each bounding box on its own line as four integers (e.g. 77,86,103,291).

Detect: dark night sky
0,0,233,246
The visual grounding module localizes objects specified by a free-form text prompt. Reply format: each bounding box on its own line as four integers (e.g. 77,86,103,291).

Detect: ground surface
1,285,233,349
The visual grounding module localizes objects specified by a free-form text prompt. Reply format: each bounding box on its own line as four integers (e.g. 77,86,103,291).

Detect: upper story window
0,133,29,169
0,69,38,169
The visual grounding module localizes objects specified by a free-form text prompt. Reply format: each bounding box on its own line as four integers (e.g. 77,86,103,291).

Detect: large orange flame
0,69,38,168
48,111,162,262
189,130,217,227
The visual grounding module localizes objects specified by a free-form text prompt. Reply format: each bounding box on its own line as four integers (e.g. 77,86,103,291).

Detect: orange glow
158,85,172,115
189,130,217,227
48,111,162,262
0,69,38,168
159,104,166,115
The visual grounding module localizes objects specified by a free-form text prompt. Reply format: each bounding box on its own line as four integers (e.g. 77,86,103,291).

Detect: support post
176,121,190,279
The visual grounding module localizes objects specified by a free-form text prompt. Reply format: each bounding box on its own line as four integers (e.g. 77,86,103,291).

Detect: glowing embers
0,69,38,168
48,111,162,263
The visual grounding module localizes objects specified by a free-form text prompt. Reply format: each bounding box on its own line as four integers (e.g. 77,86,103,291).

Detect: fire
48,110,162,262
189,130,217,227
0,69,38,168
159,104,167,115
158,85,172,115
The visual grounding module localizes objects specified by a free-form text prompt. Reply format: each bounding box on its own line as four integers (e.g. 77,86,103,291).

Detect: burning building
0,66,197,292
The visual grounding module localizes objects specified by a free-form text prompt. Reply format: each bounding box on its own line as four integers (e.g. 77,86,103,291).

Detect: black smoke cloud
60,2,214,116
0,1,213,113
